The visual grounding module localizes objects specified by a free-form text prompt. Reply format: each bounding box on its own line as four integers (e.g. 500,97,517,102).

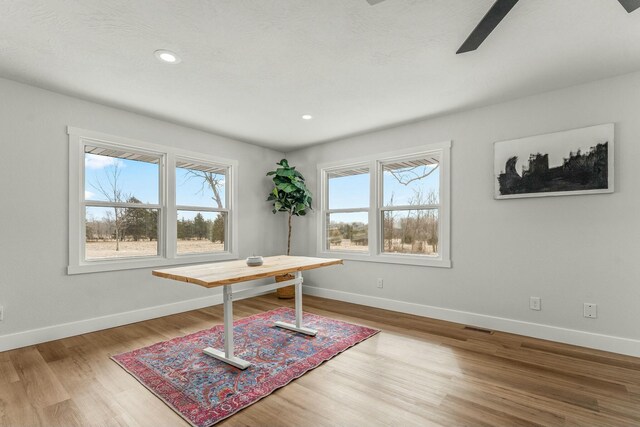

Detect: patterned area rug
112,307,379,427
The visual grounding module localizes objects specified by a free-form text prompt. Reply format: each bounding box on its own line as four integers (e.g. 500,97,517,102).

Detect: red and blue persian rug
112,307,379,427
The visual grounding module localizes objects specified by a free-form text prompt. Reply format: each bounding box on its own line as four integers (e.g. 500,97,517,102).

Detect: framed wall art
494,123,614,199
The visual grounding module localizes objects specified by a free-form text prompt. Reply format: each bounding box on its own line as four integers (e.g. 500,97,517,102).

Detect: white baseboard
3,282,638,358
0,279,275,353
0,294,224,353
302,285,640,358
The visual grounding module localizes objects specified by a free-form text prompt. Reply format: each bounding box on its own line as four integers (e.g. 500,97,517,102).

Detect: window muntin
318,142,450,267
69,127,238,274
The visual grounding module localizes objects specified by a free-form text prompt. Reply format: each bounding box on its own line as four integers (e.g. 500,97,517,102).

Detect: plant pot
275,273,295,299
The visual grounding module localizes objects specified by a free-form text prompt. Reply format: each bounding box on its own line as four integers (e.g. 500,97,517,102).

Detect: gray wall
0,77,285,337
2,70,638,352
287,71,640,343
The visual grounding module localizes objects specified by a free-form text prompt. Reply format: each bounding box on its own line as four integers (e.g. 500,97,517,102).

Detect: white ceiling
1,0,640,151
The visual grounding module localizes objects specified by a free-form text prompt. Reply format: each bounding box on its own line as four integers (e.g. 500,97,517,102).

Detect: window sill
67,252,238,275
317,251,451,268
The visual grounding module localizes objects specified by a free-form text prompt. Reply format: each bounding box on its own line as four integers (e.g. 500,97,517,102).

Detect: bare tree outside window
73,134,238,271
320,146,449,267
90,162,128,251
388,164,439,187
184,170,224,209
382,160,440,256
175,165,228,254
84,149,160,260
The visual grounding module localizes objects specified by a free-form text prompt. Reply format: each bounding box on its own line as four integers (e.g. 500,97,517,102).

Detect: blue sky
84,154,225,221
84,154,158,204
175,167,226,209
84,153,438,225
329,166,439,224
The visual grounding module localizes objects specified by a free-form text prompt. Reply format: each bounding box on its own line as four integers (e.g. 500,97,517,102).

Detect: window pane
85,206,159,260
84,147,159,204
176,161,226,208
327,212,368,252
382,209,439,256
177,211,226,254
328,168,369,209
383,157,439,207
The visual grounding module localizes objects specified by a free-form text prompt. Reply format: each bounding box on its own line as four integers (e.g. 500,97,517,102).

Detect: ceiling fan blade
456,0,519,54
617,0,640,12
366,0,388,5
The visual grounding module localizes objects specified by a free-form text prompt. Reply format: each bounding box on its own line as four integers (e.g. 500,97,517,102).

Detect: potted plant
267,159,312,298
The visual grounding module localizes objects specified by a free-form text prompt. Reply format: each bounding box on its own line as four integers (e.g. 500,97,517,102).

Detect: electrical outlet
376,278,384,289
584,303,597,318
529,297,541,311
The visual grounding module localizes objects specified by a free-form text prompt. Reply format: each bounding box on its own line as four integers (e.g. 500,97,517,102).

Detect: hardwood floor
1,294,639,426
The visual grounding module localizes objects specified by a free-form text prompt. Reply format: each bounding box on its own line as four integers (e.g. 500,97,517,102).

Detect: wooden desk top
152,255,343,288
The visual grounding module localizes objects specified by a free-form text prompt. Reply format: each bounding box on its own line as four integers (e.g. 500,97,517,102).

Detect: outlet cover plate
584,303,597,318
529,297,541,311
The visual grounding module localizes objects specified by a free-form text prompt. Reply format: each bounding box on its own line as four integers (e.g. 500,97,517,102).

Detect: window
325,167,370,252
69,127,238,274
175,160,229,255
318,142,451,267
381,156,440,256
84,145,162,261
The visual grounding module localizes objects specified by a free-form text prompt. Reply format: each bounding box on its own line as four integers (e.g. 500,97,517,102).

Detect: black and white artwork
494,123,614,199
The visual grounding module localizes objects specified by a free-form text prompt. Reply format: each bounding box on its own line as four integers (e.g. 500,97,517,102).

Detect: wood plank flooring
1,294,639,426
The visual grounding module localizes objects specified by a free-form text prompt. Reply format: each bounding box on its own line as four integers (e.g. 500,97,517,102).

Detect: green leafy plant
267,159,312,255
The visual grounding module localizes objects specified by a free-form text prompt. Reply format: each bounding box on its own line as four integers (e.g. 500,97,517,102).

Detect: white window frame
68,127,238,274
317,141,451,268
323,164,372,254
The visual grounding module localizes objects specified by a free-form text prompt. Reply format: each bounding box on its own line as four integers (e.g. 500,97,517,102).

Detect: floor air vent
463,325,494,334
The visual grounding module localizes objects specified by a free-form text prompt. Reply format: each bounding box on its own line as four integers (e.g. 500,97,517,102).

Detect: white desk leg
203,285,252,370
274,271,318,336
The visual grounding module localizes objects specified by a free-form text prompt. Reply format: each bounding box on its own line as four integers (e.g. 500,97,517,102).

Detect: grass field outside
329,238,437,255
85,240,225,259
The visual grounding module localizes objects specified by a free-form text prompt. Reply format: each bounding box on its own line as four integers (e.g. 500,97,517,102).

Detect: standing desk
152,255,342,369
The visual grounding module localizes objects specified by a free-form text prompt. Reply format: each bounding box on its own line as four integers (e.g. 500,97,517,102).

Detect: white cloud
85,190,95,199
85,154,122,170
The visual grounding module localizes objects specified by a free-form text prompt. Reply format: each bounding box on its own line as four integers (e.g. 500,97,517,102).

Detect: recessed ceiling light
154,49,181,64
302,114,313,120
